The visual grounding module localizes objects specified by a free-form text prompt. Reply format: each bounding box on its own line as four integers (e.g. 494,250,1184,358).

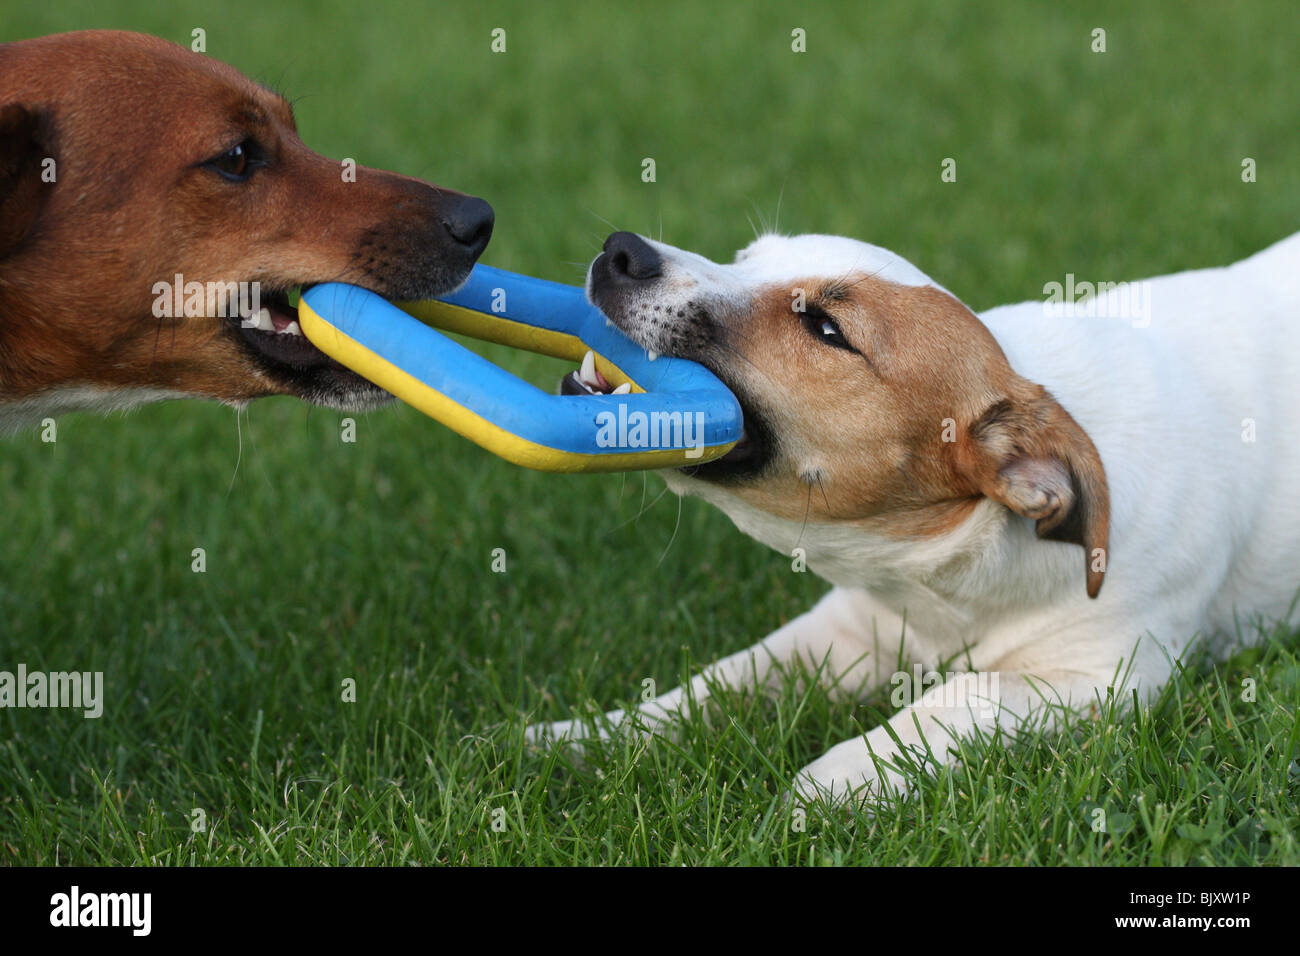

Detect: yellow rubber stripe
399,299,644,393
298,300,731,473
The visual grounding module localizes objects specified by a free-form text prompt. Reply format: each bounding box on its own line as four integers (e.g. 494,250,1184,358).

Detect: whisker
795,479,813,548
226,406,244,497
815,472,833,512
656,491,684,566
712,339,763,376
583,207,621,234
604,474,672,536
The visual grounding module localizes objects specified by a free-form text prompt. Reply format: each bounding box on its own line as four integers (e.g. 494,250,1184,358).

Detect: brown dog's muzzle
0,30,498,414
206,166,497,410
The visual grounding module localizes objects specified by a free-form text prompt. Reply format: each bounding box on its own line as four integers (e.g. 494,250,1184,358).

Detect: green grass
2,0,1299,865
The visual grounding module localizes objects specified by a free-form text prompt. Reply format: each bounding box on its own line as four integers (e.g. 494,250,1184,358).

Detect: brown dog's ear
959,386,1110,598
0,103,55,258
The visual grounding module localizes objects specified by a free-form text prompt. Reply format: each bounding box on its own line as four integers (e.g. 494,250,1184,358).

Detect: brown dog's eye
203,139,266,182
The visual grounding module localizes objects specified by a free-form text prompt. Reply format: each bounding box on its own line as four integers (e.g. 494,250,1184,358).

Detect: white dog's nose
600,231,663,281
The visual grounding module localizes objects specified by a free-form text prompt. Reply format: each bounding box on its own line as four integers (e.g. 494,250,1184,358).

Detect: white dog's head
583,231,1110,597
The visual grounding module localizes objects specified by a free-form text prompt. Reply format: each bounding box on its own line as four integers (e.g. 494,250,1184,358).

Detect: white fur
530,230,1300,805
0,386,195,434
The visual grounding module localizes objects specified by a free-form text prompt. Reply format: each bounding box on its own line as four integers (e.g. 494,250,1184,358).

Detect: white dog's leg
793,638,1175,805
526,586,913,745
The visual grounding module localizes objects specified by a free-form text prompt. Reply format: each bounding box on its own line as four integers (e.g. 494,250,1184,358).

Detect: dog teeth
240,308,275,332
277,320,303,336
579,350,600,388
647,350,658,362
569,350,629,395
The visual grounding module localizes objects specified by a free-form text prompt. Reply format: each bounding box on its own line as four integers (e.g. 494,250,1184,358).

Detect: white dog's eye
801,307,854,352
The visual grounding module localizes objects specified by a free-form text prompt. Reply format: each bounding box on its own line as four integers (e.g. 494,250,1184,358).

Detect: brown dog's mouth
229,284,337,369
222,281,392,411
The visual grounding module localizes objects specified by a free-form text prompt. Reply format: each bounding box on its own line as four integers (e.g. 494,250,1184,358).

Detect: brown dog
0,30,493,429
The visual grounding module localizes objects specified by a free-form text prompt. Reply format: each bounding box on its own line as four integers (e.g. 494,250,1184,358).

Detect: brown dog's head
583,231,1110,597
0,30,493,412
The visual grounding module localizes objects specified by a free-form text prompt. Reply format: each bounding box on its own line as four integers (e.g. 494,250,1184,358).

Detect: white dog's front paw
792,761,876,807
524,707,633,750
791,738,911,807
525,717,604,747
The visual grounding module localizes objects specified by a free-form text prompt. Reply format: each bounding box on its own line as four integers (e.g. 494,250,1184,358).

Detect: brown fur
0,31,490,408
713,275,1110,595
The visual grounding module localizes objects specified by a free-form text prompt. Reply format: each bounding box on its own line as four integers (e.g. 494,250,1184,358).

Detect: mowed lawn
2,0,1298,865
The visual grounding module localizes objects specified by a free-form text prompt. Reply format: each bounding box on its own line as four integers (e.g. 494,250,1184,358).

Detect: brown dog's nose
603,231,663,281
441,195,495,258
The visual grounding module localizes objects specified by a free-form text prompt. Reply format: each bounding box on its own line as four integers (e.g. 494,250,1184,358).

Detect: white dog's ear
958,386,1110,597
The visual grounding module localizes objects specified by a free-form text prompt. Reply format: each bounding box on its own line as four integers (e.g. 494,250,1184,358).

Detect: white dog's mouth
559,348,765,475
558,350,632,396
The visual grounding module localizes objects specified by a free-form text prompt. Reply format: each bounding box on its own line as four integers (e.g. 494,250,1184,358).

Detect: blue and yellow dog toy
296,266,743,472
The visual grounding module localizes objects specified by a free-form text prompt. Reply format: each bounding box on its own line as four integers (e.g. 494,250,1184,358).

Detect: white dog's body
979,231,1300,649
532,229,1300,803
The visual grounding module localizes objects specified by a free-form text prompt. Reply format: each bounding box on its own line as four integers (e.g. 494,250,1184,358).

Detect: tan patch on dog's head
684,273,1109,596
712,276,1002,512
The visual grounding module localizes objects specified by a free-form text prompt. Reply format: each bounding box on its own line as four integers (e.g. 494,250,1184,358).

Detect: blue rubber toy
297,266,743,472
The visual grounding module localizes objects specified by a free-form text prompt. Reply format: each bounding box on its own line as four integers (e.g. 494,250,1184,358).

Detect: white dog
530,228,1300,805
